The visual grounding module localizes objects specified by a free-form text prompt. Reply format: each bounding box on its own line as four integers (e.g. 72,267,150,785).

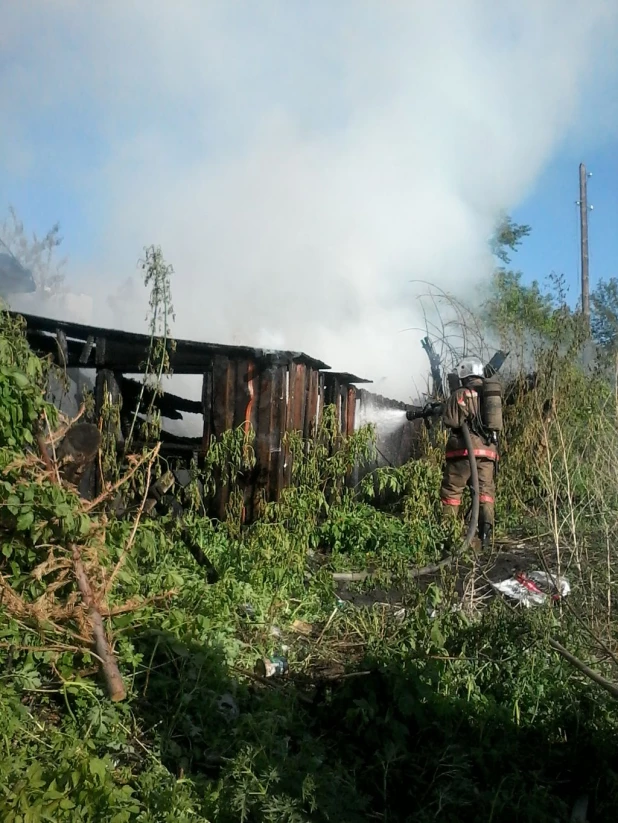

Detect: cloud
2,0,617,401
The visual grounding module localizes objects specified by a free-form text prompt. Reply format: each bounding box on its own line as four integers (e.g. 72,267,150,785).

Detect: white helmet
456,358,484,380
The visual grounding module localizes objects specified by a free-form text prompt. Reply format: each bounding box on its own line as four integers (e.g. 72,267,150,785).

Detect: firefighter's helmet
455,358,484,380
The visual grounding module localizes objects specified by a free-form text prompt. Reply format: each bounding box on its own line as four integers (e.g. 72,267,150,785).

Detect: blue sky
2,1,617,399
512,142,618,303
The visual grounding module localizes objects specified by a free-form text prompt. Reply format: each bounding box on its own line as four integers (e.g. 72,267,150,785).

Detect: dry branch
70,543,126,702
83,444,160,512
35,427,55,475
548,638,618,700
103,444,159,599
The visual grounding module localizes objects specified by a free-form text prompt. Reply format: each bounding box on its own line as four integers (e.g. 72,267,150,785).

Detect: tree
591,278,618,357
490,214,531,266
484,218,579,356
0,206,66,295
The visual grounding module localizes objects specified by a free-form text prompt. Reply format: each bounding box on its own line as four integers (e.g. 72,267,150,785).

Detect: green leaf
16,511,35,531
10,371,30,389
88,757,107,782
6,494,21,515
430,622,445,650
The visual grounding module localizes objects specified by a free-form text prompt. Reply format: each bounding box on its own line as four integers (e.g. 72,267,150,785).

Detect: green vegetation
3,228,618,821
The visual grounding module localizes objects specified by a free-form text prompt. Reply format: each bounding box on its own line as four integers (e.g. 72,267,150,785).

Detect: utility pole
578,163,590,328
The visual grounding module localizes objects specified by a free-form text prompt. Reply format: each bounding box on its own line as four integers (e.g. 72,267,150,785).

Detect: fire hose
459,421,480,552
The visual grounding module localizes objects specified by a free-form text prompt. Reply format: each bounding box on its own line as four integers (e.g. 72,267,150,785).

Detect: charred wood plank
212,357,235,520
95,337,107,367
79,335,95,365
346,386,356,436
233,359,252,430
291,364,307,433
281,366,295,489
201,364,214,454
269,366,286,502
212,356,235,437
253,367,276,514
304,368,320,440
120,376,202,419
56,329,69,369
339,385,348,434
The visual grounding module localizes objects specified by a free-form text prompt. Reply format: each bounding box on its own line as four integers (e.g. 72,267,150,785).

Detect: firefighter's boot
479,522,493,552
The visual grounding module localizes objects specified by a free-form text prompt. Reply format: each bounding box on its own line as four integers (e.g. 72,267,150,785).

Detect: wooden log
71,544,127,702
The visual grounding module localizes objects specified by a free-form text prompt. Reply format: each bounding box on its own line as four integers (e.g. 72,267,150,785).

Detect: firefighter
440,358,498,549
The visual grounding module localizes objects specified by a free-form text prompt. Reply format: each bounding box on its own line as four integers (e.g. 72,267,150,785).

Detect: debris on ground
492,569,571,607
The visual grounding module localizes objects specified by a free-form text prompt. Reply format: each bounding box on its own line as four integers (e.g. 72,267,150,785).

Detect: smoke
2,1,617,401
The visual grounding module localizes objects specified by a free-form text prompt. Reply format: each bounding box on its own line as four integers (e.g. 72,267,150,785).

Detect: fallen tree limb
548,638,618,700
70,543,126,702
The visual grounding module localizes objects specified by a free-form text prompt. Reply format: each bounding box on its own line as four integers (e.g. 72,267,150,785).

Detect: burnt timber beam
79,335,95,364
14,311,331,374
120,376,203,419
56,328,69,369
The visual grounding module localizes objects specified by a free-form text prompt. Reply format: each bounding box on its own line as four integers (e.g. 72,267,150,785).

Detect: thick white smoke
2,1,617,402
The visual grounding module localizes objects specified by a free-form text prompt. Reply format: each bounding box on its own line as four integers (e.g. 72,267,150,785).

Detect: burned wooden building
14,311,419,517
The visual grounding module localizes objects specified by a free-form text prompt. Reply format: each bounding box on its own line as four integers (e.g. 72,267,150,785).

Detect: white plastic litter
492,570,570,607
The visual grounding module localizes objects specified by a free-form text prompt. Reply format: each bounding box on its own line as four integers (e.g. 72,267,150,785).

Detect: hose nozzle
406,402,443,422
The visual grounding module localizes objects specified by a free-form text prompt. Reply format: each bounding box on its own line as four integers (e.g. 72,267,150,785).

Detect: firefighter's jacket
442,382,498,463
